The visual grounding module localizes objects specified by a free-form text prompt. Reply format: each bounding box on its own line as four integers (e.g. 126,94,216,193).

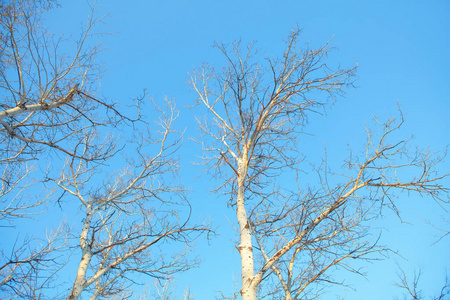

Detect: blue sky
38,1,450,298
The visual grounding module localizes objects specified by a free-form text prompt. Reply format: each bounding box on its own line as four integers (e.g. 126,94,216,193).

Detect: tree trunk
236,157,257,300
67,204,95,300
67,250,92,300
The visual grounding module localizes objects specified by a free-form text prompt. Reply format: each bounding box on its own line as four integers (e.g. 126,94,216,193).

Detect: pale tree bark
0,1,122,296
191,29,356,300
252,112,449,299
0,0,124,164
190,29,448,299
46,100,210,300
1,1,206,298
236,155,257,299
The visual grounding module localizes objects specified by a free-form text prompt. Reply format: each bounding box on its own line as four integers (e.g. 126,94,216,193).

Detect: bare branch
191,28,448,300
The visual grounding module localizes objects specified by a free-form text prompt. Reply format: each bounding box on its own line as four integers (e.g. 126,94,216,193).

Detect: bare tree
190,29,449,300
1,1,209,298
0,0,117,296
45,100,209,300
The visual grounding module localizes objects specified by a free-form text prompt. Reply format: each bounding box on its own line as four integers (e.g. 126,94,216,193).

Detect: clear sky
32,0,450,299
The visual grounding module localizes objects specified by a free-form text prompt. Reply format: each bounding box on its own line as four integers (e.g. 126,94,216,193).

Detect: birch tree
0,0,120,296
46,100,209,300
190,29,448,299
1,1,208,298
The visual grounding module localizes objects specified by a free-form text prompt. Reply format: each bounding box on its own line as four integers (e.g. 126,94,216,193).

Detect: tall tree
0,1,209,298
0,0,115,296
190,29,448,299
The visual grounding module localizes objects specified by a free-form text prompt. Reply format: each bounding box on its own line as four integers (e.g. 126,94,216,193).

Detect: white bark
236,155,257,300
67,204,95,300
0,84,78,121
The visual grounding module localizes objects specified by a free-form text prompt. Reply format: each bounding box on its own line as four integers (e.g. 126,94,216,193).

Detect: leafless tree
1,1,209,298
190,29,449,300
0,0,116,296
45,100,209,300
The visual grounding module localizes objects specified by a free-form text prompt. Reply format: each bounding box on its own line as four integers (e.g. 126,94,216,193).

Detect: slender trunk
89,264,103,300
67,204,95,300
236,157,257,300
89,281,100,300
